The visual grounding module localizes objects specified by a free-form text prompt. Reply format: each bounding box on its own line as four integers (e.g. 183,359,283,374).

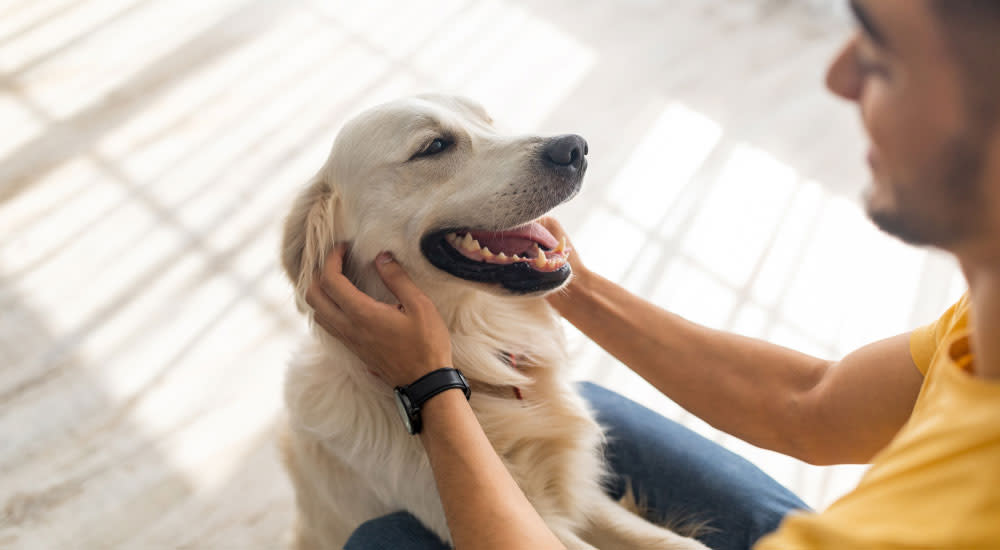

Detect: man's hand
537,216,590,311
305,244,453,388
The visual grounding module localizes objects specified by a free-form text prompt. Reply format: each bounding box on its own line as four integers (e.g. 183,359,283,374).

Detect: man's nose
826,38,863,102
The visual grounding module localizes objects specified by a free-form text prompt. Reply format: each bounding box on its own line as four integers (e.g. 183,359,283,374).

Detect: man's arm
420,390,566,550
804,332,923,463
543,222,923,465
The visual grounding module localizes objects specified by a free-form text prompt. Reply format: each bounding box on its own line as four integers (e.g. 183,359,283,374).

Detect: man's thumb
374,252,421,308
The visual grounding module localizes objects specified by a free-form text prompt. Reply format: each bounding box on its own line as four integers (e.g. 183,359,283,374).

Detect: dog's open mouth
447,225,570,272
420,222,572,293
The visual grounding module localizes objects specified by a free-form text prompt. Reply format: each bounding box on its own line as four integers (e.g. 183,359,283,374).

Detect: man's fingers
319,245,384,317
538,216,580,267
305,279,351,335
537,216,566,239
324,242,348,273
374,252,427,311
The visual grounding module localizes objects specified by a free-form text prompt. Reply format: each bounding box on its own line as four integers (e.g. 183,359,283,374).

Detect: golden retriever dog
279,94,708,550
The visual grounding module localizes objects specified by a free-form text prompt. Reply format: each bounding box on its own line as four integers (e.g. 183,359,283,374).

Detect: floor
0,1,964,548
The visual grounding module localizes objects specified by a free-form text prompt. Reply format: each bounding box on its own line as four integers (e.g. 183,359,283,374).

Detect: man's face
826,0,996,251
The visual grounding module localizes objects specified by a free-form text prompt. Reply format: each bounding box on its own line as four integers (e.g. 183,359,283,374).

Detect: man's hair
929,0,1000,126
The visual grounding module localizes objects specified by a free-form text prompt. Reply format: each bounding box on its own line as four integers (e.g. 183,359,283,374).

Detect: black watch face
394,389,414,434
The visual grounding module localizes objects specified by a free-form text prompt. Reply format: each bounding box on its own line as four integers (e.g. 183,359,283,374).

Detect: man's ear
281,175,345,311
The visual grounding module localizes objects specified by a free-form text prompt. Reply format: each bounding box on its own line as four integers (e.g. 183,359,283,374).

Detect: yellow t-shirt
756,293,1000,549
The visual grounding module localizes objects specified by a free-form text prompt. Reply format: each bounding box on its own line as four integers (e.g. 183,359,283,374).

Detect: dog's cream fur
279,94,708,550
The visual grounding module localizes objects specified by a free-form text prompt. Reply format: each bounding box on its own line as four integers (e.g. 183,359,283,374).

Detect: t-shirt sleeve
909,293,969,375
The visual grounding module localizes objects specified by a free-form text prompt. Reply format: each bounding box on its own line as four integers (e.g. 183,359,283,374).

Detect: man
305,1,1000,548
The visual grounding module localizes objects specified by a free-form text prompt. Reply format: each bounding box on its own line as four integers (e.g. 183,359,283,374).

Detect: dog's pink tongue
468,222,558,254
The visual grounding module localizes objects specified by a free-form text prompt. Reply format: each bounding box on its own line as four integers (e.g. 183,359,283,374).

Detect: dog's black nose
543,134,588,171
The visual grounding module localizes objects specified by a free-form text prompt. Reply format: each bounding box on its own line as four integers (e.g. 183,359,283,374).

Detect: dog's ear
281,175,344,310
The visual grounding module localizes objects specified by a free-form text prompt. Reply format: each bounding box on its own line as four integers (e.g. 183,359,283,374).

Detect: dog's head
281,94,587,309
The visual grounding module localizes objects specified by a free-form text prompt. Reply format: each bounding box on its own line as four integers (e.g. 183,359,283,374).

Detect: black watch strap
402,368,471,408
395,368,471,434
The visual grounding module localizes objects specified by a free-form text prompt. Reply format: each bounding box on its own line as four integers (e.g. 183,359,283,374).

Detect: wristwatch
394,368,471,435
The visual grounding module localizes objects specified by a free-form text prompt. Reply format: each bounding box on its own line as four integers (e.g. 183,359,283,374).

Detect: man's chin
868,209,919,245
867,200,956,248
863,185,920,244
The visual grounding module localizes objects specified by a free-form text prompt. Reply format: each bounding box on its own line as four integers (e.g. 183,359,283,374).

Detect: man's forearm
419,390,565,550
551,270,831,460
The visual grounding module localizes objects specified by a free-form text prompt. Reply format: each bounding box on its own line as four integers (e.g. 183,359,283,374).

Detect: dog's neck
344,260,566,385
346,260,513,321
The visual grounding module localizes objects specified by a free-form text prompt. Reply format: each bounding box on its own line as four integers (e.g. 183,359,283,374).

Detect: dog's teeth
555,237,566,253
534,247,547,268
497,252,508,261
446,233,459,245
512,254,522,261
461,233,483,252
481,247,494,258
545,251,566,269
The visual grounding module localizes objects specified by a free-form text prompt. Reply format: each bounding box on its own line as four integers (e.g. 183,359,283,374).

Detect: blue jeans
345,383,809,550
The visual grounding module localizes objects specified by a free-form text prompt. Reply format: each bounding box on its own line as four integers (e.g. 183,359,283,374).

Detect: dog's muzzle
420,134,587,294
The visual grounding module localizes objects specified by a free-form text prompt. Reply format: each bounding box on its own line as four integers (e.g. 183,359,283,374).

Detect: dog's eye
414,138,450,158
